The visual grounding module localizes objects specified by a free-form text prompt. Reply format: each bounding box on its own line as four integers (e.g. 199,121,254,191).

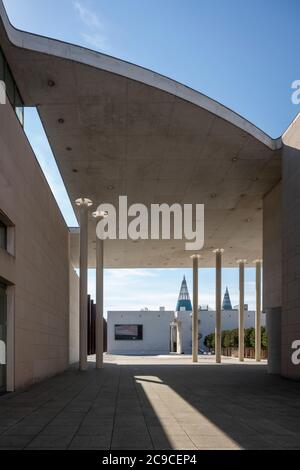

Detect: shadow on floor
0,359,300,449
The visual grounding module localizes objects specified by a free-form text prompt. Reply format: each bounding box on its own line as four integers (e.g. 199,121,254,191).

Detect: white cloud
74,1,109,52
87,268,160,307
74,1,101,28
108,269,156,280
81,32,108,51
105,290,177,313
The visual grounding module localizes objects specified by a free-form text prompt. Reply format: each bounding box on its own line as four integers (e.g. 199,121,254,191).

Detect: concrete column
176,320,182,354
191,255,200,363
214,249,223,363
237,260,246,362
267,307,281,374
93,210,107,369
254,259,262,362
75,198,93,371
95,237,104,368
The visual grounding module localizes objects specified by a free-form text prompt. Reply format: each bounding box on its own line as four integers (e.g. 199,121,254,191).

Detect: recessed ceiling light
72,169,78,173
58,118,64,124
232,157,238,162
246,218,251,222
210,192,217,198
107,185,114,190
48,80,55,87
66,147,72,151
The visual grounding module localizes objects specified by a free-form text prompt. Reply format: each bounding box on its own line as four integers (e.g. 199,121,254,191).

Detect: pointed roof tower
176,275,192,312
222,286,232,310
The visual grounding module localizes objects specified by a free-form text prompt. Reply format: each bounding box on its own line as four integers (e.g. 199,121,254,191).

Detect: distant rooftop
222,286,233,310
176,275,192,312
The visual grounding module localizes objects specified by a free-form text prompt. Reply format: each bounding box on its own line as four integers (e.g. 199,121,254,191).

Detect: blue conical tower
222,286,232,310
176,275,192,312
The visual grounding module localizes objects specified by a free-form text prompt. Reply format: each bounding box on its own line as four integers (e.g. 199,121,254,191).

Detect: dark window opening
0,221,7,250
0,46,24,126
115,324,143,341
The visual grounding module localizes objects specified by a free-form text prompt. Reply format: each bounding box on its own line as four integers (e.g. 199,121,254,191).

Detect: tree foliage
204,327,268,349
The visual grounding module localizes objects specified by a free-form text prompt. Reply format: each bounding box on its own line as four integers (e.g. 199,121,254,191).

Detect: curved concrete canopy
0,1,282,268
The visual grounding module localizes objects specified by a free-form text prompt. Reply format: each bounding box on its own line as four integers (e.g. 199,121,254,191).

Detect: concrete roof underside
0,2,282,268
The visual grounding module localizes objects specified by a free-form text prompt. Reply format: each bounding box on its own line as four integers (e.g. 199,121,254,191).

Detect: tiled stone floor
0,355,300,450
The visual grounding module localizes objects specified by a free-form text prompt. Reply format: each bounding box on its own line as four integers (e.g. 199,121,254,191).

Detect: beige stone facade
0,98,73,390
281,118,300,379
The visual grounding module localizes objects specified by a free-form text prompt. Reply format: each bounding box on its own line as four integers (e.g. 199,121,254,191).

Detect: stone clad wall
282,116,300,379
0,99,70,389
263,182,282,310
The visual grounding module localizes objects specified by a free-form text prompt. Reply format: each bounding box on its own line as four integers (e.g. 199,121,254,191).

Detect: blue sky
3,0,299,312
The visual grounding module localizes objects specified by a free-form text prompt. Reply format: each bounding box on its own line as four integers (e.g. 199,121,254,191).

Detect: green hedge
204,327,268,349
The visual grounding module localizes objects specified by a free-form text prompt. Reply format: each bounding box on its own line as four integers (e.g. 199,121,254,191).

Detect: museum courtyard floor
0,355,300,450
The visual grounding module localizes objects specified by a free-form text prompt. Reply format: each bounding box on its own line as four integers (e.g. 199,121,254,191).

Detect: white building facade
107,309,174,355
177,308,266,354
107,278,266,355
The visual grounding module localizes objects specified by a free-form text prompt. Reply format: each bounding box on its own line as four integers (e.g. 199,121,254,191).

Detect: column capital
237,259,247,264
213,248,224,253
253,258,262,264
75,197,93,208
92,210,108,219
190,253,201,259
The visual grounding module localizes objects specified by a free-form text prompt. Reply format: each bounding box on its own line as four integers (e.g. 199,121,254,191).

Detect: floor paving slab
1,355,300,450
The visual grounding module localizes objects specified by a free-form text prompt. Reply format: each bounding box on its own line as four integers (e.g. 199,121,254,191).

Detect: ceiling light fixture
58,118,64,124
92,210,108,218
48,80,55,87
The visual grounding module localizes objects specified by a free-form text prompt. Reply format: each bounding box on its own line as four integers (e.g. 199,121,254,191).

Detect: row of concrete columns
191,250,262,363
76,198,104,371
76,197,262,368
